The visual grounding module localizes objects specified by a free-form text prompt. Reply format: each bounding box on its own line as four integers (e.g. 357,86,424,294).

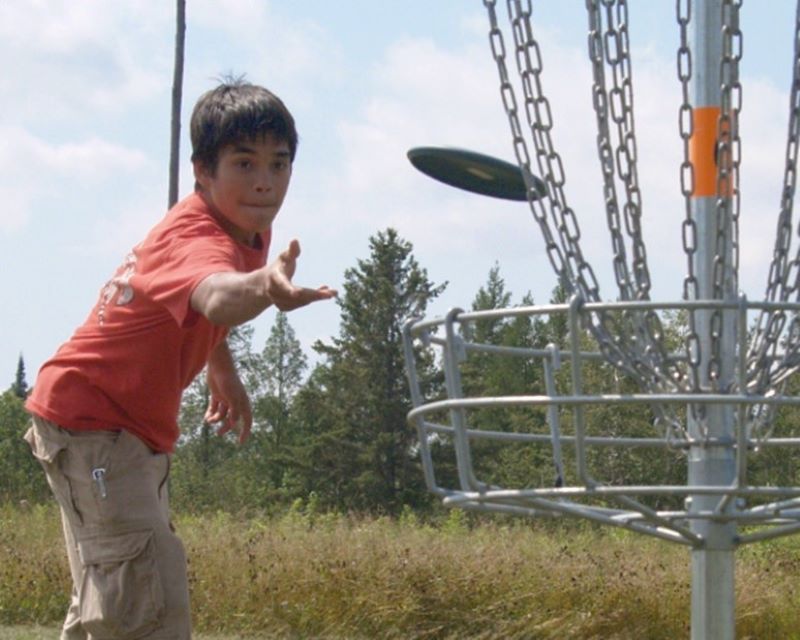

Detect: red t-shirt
26,193,270,453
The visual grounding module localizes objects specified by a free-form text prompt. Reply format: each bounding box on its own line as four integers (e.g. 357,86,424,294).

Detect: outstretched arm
205,339,251,444
191,239,337,327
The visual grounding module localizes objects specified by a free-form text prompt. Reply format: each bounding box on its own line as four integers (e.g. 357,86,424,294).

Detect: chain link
483,0,800,443
677,0,704,403
705,0,742,390
585,0,685,434
677,0,742,430
486,1,625,364
485,0,567,287
743,0,800,440
484,0,689,438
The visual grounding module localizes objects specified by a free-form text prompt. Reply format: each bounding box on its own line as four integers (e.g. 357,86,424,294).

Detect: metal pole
687,1,738,638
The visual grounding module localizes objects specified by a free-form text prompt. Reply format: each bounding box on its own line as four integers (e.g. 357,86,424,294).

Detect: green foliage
432,271,693,510
172,325,253,512
293,228,446,514
10,355,28,400
251,312,308,489
0,391,48,504
456,267,557,493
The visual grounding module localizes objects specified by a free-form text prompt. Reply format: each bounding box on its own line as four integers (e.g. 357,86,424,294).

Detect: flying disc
407,146,545,201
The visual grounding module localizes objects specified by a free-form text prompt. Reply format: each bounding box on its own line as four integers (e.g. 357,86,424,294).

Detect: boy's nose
254,175,272,193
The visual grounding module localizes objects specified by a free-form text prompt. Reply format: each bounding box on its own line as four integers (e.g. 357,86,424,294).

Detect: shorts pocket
24,420,79,519
77,530,165,640
24,421,66,464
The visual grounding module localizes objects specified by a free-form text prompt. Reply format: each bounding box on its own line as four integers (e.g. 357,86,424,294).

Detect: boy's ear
192,161,210,190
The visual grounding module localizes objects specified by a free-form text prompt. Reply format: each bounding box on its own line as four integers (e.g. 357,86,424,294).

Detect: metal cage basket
403,296,800,548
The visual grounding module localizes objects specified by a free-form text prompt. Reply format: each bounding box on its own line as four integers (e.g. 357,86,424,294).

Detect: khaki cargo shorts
25,416,191,640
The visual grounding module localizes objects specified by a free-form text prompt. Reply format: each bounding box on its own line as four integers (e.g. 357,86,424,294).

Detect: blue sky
1,1,798,383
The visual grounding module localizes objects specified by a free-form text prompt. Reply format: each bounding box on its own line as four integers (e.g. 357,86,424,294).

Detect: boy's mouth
244,201,275,208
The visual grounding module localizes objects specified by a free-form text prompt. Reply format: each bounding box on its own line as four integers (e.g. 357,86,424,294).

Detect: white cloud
305,16,796,314
0,0,111,53
185,0,344,106
188,0,273,37
0,126,148,232
46,137,147,179
71,191,166,259
0,1,171,123
0,186,33,233
0,0,170,51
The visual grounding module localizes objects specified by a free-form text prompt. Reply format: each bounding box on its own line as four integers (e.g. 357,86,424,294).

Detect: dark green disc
407,146,545,201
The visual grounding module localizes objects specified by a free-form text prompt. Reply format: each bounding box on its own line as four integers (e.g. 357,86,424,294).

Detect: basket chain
744,0,800,440
677,0,741,404
586,0,685,394
484,0,690,437
707,0,742,391
677,0,702,398
484,0,800,442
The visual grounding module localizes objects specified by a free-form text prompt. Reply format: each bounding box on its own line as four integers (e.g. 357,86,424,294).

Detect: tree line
3,227,800,515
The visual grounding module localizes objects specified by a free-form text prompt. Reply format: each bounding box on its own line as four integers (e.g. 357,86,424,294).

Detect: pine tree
455,266,551,489
0,389,48,502
11,354,28,399
294,228,445,513
250,312,307,490
464,262,511,344
254,312,307,443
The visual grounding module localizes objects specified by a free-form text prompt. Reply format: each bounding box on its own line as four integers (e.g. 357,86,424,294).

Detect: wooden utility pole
168,0,186,208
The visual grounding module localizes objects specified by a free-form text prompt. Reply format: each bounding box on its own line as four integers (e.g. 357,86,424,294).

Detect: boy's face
194,135,292,245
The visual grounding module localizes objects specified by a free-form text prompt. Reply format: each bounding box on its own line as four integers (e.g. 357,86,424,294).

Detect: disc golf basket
402,2,800,638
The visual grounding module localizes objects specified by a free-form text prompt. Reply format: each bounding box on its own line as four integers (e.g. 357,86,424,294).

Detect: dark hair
190,77,298,175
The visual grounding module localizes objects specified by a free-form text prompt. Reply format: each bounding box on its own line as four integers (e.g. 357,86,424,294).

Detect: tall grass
2,502,800,638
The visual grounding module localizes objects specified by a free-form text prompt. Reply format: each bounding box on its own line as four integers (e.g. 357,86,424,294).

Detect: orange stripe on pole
690,106,721,198
690,106,733,198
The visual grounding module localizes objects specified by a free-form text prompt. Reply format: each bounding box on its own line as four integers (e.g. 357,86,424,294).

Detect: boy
24,78,336,639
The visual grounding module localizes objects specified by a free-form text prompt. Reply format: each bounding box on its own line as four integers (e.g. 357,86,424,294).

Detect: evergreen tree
11,354,28,399
457,266,550,490
295,228,445,513
463,262,512,344
0,389,48,503
253,312,307,443
251,312,308,491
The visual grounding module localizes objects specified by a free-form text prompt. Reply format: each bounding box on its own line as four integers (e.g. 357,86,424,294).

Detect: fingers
238,413,252,444
278,240,301,274
206,398,252,444
287,238,301,258
273,285,338,311
317,285,338,298
213,411,251,444
268,239,338,310
204,398,225,424
205,347,252,444
234,402,253,444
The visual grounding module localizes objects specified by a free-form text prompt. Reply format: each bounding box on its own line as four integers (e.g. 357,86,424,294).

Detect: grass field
3,503,800,639
0,627,54,640
0,627,263,640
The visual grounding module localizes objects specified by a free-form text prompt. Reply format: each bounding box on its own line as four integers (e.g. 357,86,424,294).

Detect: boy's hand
205,342,252,444
266,239,337,311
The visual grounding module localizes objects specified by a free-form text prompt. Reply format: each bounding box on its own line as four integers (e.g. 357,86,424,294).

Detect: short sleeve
134,223,244,327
